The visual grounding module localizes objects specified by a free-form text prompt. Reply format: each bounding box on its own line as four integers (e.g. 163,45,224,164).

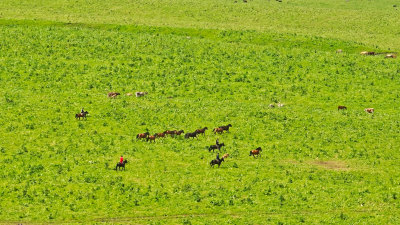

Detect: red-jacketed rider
120,156,123,164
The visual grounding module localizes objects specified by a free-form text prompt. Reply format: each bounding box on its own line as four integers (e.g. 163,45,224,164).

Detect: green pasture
0,0,400,224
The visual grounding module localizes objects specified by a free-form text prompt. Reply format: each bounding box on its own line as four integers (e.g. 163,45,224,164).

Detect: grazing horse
210,158,224,167
184,132,198,139
223,153,229,159
213,127,224,134
147,135,157,142
136,132,150,139
208,143,225,152
135,92,148,97
75,111,88,120
249,147,262,158
365,108,374,113
108,92,121,98
195,127,208,136
116,160,128,171
174,130,185,135
219,124,232,132
338,105,347,110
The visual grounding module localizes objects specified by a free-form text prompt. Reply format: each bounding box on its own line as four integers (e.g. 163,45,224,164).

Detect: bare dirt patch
310,160,350,171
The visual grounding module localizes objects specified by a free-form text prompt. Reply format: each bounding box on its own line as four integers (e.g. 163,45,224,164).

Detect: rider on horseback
216,153,220,161
119,155,124,164
81,108,85,114
216,139,219,146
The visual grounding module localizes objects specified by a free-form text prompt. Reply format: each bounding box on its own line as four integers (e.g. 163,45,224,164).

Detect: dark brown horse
219,124,232,132
116,160,128,171
208,143,225,152
210,158,224,167
75,111,88,120
338,105,347,110
249,147,262,158
184,132,198,139
136,132,150,140
213,127,224,134
174,130,185,135
195,127,208,136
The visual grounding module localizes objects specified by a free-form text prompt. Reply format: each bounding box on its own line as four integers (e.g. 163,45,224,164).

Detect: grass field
1,0,400,224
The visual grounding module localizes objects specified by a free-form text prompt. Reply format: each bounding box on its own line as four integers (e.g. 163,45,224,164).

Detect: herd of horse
135,124,233,142
79,102,374,170
133,124,261,168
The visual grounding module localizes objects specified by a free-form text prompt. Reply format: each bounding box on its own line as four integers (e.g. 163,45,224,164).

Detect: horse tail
75,114,78,118
249,151,252,156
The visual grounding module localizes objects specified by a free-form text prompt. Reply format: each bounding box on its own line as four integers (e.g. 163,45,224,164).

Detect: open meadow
0,0,400,224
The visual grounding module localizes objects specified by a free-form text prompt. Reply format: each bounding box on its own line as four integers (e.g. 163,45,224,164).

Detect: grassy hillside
0,0,400,224
0,0,400,50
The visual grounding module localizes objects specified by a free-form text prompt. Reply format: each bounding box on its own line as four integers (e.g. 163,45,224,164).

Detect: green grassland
1,0,400,224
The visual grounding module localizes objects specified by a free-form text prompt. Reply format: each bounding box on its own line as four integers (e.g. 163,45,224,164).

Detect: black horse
116,160,128,171
185,132,198,139
210,157,224,167
208,143,225,152
219,124,232,132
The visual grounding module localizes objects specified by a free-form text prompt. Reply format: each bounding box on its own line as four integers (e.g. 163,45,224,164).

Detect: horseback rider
119,155,124,164
81,108,85,114
216,139,219,146
216,153,220,161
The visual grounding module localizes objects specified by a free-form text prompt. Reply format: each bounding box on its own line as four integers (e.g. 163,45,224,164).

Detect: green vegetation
0,0,400,224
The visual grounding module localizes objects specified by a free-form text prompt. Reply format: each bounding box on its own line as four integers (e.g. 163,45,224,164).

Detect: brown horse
108,92,121,98
75,112,88,120
136,132,150,139
249,147,262,158
338,105,347,110
213,128,224,134
223,153,229,159
174,130,185,135
155,132,166,138
365,108,374,113
219,124,232,132
195,127,208,136
147,135,157,142
164,130,176,136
